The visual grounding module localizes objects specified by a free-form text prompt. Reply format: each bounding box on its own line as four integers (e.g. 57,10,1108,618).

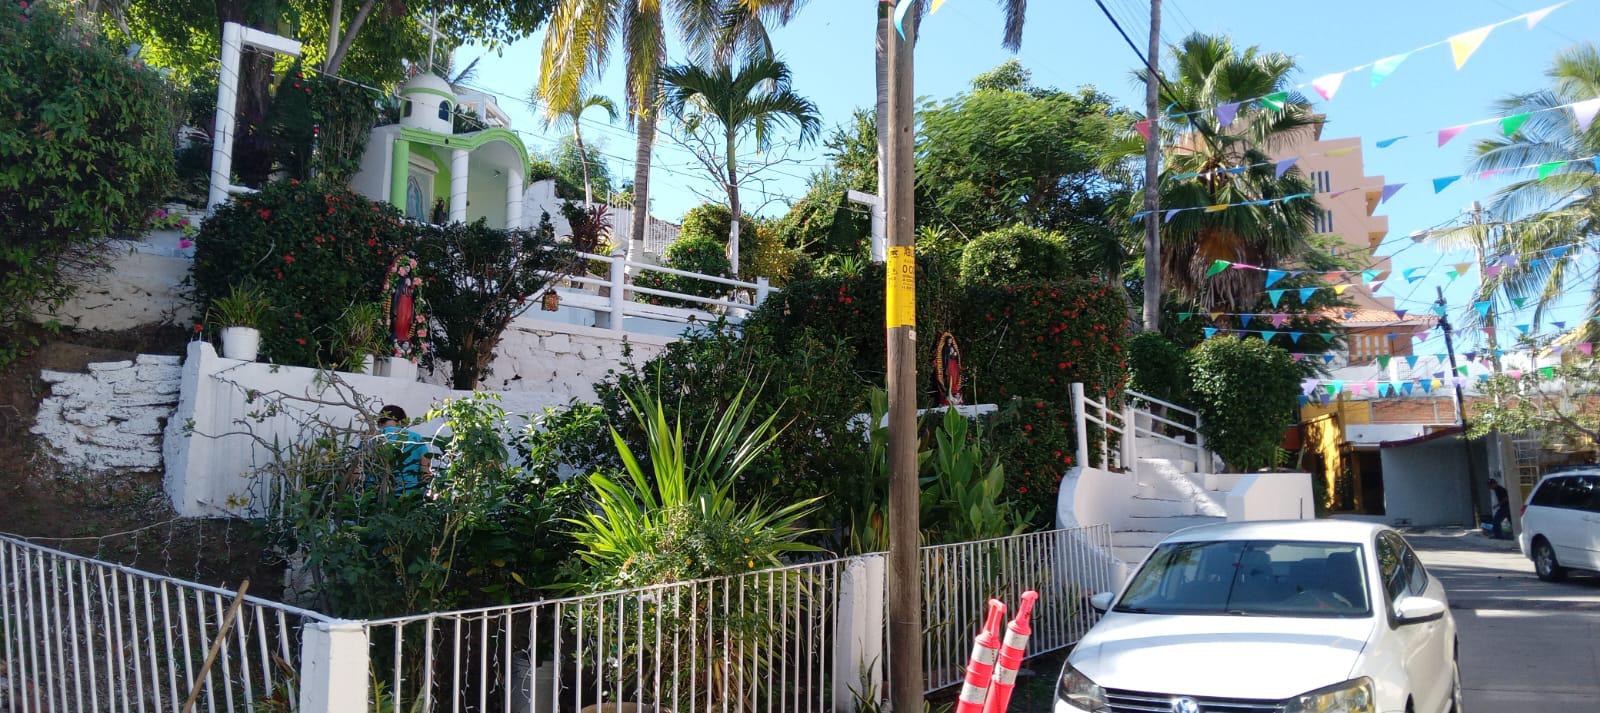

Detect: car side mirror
1395,596,1447,624
1089,592,1115,613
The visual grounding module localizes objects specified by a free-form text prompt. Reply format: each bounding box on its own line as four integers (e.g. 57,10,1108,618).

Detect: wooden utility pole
1436,286,1486,526
885,4,923,710
1141,0,1163,331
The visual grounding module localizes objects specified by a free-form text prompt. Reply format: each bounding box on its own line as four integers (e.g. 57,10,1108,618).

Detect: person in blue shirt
377,404,432,494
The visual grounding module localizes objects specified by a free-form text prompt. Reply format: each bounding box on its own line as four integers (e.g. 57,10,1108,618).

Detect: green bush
191,180,415,366
1188,336,1300,471
959,225,1073,286
1,1,177,365
679,203,735,244
633,234,732,307
985,398,1076,523
265,64,380,184
1126,331,1191,404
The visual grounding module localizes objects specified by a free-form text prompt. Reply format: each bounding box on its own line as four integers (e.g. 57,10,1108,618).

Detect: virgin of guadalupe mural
934,332,963,406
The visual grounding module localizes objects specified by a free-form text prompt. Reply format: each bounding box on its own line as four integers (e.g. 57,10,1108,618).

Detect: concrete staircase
1109,438,1229,566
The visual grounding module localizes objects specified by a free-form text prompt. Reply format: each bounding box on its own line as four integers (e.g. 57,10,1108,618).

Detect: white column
606,249,627,332
207,22,243,212
298,621,370,713
831,554,886,711
449,148,468,223
505,167,524,230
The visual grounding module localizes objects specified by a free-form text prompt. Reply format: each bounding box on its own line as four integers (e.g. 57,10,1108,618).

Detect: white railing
0,534,336,713
917,525,1115,693
1124,389,1211,475
1070,383,1130,472
540,249,773,333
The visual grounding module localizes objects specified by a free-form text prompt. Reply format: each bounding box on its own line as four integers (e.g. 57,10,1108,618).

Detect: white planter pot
510,654,557,713
220,327,260,361
378,357,418,382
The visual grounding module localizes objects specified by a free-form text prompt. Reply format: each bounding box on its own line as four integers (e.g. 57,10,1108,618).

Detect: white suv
1519,471,1600,581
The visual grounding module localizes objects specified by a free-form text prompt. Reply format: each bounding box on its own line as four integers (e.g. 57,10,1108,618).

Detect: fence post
832,554,886,712
1121,402,1137,471
607,248,627,332
1070,383,1089,470
754,276,771,308
1195,426,1212,475
298,621,369,713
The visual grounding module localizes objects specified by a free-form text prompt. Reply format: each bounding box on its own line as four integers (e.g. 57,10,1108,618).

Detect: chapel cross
421,6,447,75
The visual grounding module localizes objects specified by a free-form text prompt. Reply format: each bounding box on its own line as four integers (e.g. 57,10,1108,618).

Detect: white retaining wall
30,354,183,472
422,316,673,399
35,231,197,330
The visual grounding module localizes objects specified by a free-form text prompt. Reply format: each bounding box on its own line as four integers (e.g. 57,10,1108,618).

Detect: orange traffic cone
954,599,1008,713
982,591,1039,713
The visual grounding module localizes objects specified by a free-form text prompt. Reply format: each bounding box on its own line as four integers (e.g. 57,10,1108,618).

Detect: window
402,100,412,118
1313,209,1335,233
1313,170,1332,192
1116,540,1370,617
1572,475,1600,513
1404,544,1429,595
1377,532,1407,604
1531,477,1578,509
438,100,452,121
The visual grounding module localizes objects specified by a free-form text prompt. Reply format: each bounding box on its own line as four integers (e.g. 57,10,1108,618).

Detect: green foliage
959,225,1073,286
191,180,415,367
1188,336,1300,471
265,64,380,184
1469,357,1600,452
676,203,799,283
414,215,574,388
984,398,1077,522
534,137,614,200
1,1,177,365
565,382,820,591
633,234,733,307
921,407,1033,543
969,59,1032,92
1126,332,1192,405
680,203,735,244
516,402,619,480
775,110,876,262
206,283,271,329
331,302,388,373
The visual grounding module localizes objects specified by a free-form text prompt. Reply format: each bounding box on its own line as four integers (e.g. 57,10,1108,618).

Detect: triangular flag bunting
1376,136,1407,149
1574,98,1600,133
1516,324,1532,334
1580,343,1593,356
1268,290,1286,307
1369,280,1386,292
1275,158,1298,178
1406,355,1420,368
1524,3,1561,28
1511,297,1528,309
1500,112,1532,137
1312,73,1346,101
1420,379,1433,393
1205,204,1228,213
1178,312,1193,322
1271,313,1290,328
1437,125,1466,147
1361,269,1381,284
1164,209,1181,223
1453,262,1472,276
1324,354,1336,365
1217,102,1241,127
1380,183,1405,203
1396,309,1409,319
1550,246,1571,259
1401,381,1415,395
1449,26,1493,70
1474,300,1492,317
1379,383,1392,397
1326,381,1343,396
1259,92,1288,111
1403,267,1427,283
1371,52,1409,87
1265,269,1288,288
1239,314,1254,327
1445,269,1460,282
1299,287,1318,302
1537,161,1566,180
1433,175,1461,193
1134,119,1152,141
1262,331,1278,342
1205,260,1231,277
1203,327,1218,338
1290,332,1303,343
1486,264,1503,279
1377,355,1392,369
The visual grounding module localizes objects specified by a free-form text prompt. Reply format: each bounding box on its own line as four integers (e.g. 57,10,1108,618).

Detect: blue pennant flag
1433,175,1461,193
1265,269,1288,287
1299,287,1318,302
1240,314,1254,327
1377,136,1407,148
1403,267,1427,283
1298,395,1310,407
1269,289,1286,306
1549,246,1570,259
1396,309,1408,318
1289,332,1303,343
1530,258,1545,269
1554,321,1567,329
1378,383,1392,397
1420,379,1434,394
1431,304,1447,317
1516,324,1531,334
1406,355,1419,368
1262,331,1278,342
1401,382,1415,395
1323,354,1336,364
1203,327,1218,338
1474,300,1491,317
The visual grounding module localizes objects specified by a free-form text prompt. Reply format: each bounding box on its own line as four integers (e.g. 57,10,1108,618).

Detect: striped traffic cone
955,599,1008,713
982,591,1039,713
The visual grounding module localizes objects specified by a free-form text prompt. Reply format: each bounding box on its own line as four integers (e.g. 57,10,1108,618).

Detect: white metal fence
539,249,773,334
0,534,334,713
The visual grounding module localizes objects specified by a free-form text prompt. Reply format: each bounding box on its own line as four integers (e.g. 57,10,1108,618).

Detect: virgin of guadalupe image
934,332,963,406
387,260,417,352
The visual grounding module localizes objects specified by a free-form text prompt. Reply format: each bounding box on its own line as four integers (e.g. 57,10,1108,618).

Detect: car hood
1070,612,1377,700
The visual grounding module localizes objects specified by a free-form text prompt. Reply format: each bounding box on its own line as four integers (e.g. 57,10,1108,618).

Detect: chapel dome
398,72,457,134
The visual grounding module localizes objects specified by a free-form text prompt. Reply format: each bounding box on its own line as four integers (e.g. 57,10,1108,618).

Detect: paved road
1407,530,1600,712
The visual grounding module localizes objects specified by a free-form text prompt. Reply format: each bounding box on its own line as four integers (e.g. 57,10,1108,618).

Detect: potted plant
208,284,270,361
331,302,386,374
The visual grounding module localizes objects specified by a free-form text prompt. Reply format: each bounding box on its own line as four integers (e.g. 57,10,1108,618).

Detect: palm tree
659,57,821,273
1104,33,1322,311
538,0,801,266
1454,43,1600,338
538,90,619,205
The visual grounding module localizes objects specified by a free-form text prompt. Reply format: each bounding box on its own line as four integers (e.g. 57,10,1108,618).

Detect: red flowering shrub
984,399,1076,521
192,180,416,366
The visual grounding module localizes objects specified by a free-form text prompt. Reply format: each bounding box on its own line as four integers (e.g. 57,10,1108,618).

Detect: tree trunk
326,0,342,64
575,125,593,205
1141,0,1163,332
873,3,889,263
627,95,658,266
726,127,741,276
325,0,378,75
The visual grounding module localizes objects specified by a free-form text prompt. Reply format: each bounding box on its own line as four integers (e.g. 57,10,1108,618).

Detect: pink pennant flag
1271,313,1290,328
1485,264,1503,279
1312,72,1346,101
1134,119,1153,141
1579,342,1594,356
1368,280,1385,292
1524,3,1563,28
1573,98,1600,133
1365,380,1379,394
1437,125,1467,147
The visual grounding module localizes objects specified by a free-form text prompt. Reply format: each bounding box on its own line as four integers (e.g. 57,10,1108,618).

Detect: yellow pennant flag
1453,262,1472,276
1205,204,1228,213
1326,146,1357,157
1449,26,1493,70
931,0,946,13
1333,284,1352,295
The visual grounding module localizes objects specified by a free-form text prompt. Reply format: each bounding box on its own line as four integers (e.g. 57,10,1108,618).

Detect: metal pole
885,7,923,710
1470,201,1503,374
1141,0,1163,332
1436,286,1486,526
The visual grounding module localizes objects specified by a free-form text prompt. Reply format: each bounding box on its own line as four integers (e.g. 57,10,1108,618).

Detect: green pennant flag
1539,366,1555,379
1377,355,1391,369
1512,297,1528,309
1457,365,1470,376
1321,332,1336,340
1178,312,1193,322
1205,259,1231,277
1537,161,1566,180
1500,112,1532,137
1259,92,1289,111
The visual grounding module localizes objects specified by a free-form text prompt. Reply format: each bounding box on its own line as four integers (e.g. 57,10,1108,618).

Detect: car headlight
1056,663,1110,712
1284,677,1376,713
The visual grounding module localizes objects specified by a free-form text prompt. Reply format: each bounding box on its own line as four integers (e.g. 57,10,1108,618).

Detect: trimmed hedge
191,181,415,366
1188,336,1300,471
1126,331,1191,404
959,225,1072,286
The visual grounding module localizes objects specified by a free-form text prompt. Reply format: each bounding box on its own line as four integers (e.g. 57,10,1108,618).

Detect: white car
1518,470,1600,581
1056,521,1460,713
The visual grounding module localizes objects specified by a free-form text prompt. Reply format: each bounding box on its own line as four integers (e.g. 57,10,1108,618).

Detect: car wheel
1533,538,1567,582
1450,656,1464,713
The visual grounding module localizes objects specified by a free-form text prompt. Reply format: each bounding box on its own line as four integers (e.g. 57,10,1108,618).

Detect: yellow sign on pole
886,245,915,328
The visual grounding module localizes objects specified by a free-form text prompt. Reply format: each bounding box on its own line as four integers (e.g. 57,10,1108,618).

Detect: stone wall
425,317,674,401
30,354,183,472
34,227,198,331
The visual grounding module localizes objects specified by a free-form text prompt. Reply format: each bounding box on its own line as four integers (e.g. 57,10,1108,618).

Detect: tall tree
538,89,619,204
1106,33,1321,311
659,57,821,273
538,0,799,267
1457,43,1600,338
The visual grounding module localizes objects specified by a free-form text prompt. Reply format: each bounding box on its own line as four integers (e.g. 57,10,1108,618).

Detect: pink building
1274,124,1433,361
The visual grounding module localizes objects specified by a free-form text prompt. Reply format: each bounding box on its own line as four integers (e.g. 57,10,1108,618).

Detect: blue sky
459,0,1598,357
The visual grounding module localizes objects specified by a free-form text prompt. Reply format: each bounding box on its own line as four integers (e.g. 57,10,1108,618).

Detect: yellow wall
1299,396,1373,512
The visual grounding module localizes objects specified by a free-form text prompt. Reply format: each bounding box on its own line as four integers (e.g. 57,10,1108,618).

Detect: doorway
1356,450,1385,515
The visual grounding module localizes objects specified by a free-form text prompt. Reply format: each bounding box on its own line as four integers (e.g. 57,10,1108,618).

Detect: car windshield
1115,540,1371,618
